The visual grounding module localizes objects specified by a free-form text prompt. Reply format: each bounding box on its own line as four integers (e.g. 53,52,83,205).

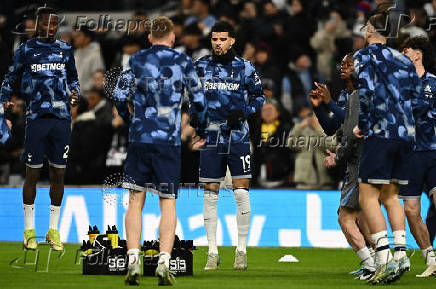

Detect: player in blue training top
399,37,436,278
352,13,427,284
0,7,79,252
195,21,265,271
112,16,206,286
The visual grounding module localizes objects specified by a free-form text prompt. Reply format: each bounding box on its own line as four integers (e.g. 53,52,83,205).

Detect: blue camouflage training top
113,44,206,146
195,55,265,144
354,43,427,142
0,38,80,122
415,71,436,151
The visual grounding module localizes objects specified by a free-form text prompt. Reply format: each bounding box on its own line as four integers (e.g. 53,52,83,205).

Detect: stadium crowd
0,0,435,188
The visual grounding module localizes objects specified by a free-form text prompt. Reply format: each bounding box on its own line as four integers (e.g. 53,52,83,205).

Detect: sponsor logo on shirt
203,81,240,91
31,63,65,72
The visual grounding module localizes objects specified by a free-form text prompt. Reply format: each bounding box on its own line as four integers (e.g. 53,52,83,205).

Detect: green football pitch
0,242,434,289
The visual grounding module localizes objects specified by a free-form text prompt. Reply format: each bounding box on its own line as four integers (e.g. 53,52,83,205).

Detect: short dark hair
35,6,57,18
401,36,434,71
368,13,391,37
211,21,235,38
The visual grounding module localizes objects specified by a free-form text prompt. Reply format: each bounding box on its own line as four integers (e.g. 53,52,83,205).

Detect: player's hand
6,119,12,130
353,125,365,138
309,90,322,107
3,102,14,110
314,82,332,104
190,133,206,151
227,110,244,130
69,90,79,107
324,149,337,169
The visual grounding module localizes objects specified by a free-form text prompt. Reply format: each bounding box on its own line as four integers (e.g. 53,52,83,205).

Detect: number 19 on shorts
240,155,250,173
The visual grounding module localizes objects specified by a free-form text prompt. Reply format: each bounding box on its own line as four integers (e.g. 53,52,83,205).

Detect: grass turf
0,242,434,288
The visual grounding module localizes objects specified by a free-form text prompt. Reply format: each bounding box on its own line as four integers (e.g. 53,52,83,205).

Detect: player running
400,36,436,278
0,7,79,251
310,53,376,280
112,16,206,286
195,21,265,270
353,13,427,284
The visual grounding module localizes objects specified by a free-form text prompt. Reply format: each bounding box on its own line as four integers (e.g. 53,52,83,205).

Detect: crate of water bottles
142,235,195,276
80,225,128,275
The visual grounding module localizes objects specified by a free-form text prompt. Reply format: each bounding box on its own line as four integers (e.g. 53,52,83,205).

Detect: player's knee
404,203,420,219
49,167,65,184
204,183,219,192
233,187,250,205
232,179,249,189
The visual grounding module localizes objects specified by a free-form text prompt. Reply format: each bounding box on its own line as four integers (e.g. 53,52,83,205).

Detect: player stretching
353,13,426,284
0,7,79,251
113,17,206,286
195,21,265,270
310,53,376,280
400,37,436,278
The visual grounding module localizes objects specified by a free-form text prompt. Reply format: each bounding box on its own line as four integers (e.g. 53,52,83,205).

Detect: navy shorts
199,142,251,183
399,150,436,199
358,136,413,185
24,116,71,168
122,142,181,199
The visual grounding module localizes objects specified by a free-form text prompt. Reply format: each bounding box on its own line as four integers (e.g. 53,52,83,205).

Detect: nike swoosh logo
241,211,250,215
34,53,41,56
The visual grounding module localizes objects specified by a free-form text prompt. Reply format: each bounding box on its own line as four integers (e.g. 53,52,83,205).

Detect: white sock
158,252,171,268
234,188,251,254
49,205,60,230
393,230,407,261
368,246,376,260
357,247,376,270
23,204,35,230
204,190,219,254
422,246,436,266
127,248,140,268
372,231,393,265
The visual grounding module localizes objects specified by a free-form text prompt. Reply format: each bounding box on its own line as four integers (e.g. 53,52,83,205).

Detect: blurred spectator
66,88,112,184
353,31,366,51
283,0,317,64
424,0,436,16
57,25,72,44
310,10,351,83
184,0,217,36
176,23,209,61
281,53,318,116
0,96,25,185
353,1,371,36
112,36,142,69
72,26,105,94
254,42,281,100
0,13,11,80
172,15,186,47
13,17,36,51
238,1,263,45
400,8,429,38
92,70,105,91
180,103,204,183
105,106,128,175
252,99,292,187
242,42,256,63
288,106,336,189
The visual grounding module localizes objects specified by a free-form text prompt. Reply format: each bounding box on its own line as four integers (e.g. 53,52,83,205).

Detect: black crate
82,246,128,275
142,237,194,276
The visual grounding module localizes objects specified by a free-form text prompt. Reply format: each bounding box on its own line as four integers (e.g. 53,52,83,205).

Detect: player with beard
195,21,265,270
